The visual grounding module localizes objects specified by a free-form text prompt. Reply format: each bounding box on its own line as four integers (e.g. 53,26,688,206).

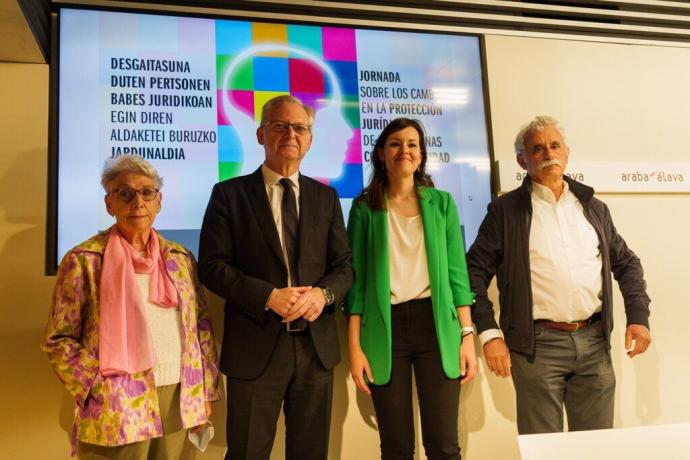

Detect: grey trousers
77,383,186,460
510,320,615,434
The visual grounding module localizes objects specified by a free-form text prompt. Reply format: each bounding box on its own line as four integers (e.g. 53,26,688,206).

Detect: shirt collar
261,163,300,189
531,179,571,204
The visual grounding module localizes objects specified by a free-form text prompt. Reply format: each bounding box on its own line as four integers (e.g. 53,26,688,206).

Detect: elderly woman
346,118,476,460
42,155,219,459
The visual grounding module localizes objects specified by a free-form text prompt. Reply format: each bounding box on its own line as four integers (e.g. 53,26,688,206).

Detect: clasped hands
267,286,326,322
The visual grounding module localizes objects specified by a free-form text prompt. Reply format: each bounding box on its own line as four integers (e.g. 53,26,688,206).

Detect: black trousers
225,329,333,460
370,298,461,460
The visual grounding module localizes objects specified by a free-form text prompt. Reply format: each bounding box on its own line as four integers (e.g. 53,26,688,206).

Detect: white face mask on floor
188,421,215,452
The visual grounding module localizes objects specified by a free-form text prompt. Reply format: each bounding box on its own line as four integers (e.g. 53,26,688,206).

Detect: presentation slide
56,8,491,264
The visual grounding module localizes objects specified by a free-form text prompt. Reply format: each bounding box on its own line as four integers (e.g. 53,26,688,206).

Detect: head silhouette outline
220,43,353,179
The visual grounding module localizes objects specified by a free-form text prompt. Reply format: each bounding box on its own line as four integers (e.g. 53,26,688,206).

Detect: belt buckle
569,318,589,332
286,320,306,333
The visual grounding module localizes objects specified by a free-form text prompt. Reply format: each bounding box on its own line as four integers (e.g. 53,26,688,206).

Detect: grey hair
259,95,315,127
101,155,163,192
514,115,568,156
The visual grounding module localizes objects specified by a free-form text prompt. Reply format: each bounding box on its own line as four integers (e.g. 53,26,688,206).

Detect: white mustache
538,158,562,170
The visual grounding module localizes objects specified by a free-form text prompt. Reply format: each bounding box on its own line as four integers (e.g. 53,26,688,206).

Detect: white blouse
387,208,431,305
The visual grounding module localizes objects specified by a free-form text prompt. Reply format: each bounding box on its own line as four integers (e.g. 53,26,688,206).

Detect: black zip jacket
467,176,650,356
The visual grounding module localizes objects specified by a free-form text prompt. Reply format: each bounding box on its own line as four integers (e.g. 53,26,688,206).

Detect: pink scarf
99,226,179,376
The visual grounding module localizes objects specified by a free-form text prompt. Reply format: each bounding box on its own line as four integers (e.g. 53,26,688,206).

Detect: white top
479,180,603,345
136,273,183,387
388,208,431,305
261,163,300,287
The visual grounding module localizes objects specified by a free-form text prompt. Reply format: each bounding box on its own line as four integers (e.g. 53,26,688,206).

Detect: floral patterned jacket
42,229,220,452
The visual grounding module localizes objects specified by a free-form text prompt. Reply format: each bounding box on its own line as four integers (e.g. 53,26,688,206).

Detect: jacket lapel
248,168,287,267
419,188,439,306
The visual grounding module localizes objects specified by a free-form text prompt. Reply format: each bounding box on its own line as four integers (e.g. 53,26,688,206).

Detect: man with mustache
467,115,651,434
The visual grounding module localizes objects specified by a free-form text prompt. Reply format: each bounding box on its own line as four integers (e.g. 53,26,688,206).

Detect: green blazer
345,187,475,384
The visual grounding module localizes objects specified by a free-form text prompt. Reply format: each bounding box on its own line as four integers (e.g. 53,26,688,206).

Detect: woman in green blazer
345,118,476,460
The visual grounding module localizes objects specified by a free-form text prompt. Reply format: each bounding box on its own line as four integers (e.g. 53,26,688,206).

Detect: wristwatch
461,325,475,337
319,286,335,306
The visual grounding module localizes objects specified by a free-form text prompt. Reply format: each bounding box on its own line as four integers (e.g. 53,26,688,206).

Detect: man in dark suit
198,95,353,460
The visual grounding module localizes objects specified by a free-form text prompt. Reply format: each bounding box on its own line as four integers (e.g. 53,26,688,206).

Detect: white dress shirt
479,180,603,345
261,163,300,287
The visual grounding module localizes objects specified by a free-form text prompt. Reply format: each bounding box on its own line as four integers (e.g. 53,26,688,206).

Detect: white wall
470,34,690,459
2,33,690,459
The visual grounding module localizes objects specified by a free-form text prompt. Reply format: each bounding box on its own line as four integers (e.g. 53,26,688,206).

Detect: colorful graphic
54,9,492,265
215,22,363,198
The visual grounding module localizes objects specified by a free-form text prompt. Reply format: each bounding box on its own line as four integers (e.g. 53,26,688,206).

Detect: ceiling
4,0,690,65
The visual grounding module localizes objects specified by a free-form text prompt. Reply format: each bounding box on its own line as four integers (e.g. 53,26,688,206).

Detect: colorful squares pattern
252,23,288,57
219,162,242,181
287,25,323,57
215,20,252,55
291,92,327,112
322,28,357,61
340,94,361,129
327,163,364,197
328,61,359,96
345,129,363,163
289,59,325,93
253,57,289,91
217,90,254,125
228,90,255,120
217,125,243,162
217,55,253,90
253,91,288,123
215,20,363,197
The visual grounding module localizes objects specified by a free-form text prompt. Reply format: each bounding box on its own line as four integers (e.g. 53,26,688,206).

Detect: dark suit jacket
466,176,650,356
198,168,353,379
